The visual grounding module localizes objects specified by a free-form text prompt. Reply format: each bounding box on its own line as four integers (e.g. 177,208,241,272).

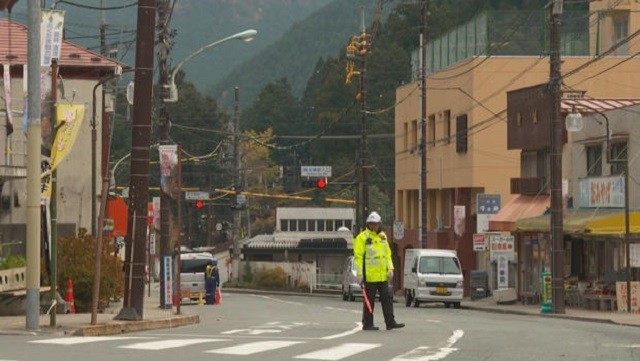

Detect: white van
403,249,463,308
180,252,215,301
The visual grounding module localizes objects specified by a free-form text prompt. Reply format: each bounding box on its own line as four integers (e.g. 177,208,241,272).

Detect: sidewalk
463,296,640,327
0,290,199,337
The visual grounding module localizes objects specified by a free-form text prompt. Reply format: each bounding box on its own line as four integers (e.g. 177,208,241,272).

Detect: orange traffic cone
65,278,76,314
214,288,221,305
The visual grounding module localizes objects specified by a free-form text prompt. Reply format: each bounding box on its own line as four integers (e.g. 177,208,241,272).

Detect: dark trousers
362,281,395,328
205,278,217,305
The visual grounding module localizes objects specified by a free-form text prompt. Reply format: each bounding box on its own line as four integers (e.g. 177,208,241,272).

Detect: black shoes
386,323,405,330
362,325,379,331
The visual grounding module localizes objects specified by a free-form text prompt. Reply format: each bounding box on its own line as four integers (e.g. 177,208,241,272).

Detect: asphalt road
2,292,639,361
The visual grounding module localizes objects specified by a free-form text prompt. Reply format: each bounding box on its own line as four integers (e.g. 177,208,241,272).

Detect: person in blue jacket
204,259,220,305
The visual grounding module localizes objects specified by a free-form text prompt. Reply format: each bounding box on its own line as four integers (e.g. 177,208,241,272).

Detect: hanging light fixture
565,105,584,132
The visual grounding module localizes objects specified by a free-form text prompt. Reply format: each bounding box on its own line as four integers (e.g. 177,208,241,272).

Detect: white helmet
366,211,382,224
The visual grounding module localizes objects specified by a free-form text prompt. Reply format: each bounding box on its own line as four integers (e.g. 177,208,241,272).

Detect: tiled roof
0,18,125,69
244,231,353,250
562,99,640,114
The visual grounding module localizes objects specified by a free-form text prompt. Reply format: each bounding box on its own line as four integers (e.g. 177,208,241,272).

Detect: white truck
403,249,464,308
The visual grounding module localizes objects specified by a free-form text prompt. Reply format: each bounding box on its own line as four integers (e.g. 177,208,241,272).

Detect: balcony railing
511,177,547,195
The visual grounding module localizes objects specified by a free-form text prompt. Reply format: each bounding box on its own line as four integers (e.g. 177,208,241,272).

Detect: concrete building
393,6,640,295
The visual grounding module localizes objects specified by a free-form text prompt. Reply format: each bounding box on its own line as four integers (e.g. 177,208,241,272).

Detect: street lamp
565,107,632,313
164,29,258,103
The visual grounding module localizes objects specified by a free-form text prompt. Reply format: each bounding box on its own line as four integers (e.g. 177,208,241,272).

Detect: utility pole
157,0,173,309
347,9,371,234
231,87,242,283
25,0,42,331
419,0,429,249
115,0,157,321
549,0,565,314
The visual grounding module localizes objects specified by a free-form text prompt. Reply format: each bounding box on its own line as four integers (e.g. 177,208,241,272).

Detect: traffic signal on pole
316,178,327,189
195,200,204,209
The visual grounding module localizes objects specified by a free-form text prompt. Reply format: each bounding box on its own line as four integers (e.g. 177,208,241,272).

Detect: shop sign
489,234,515,261
497,256,508,289
541,272,552,305
616,282,640,313
578,176,624,208
473,233,487,251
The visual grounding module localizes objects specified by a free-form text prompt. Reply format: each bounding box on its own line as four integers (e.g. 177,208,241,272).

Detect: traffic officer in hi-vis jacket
353,211,404,331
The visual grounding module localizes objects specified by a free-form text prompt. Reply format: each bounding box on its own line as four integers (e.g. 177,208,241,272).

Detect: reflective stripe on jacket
353,229,393,282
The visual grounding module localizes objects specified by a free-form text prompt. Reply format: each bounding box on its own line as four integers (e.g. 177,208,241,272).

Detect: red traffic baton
361,284,373,314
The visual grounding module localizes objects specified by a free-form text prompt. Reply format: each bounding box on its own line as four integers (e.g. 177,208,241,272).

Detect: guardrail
0,267,27,293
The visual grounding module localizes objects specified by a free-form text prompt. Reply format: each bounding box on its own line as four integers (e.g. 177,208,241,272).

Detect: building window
444,110,451,143
403,122,408,151
280,220,288,231
411,120,418,152
610,141,627,175
317,220,325,232
456,114,468,154
586,144,602,176
614,15,629,55
428,114,436,147
344,220,352,230
308,220,316,232
298,220,308,231
289,220,297,231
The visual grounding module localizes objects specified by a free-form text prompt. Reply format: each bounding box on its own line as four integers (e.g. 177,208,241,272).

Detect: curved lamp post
566,107,632,313
164,29,258,103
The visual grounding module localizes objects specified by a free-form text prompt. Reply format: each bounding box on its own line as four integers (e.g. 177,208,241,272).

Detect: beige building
0,18,122,252
394,5,640,294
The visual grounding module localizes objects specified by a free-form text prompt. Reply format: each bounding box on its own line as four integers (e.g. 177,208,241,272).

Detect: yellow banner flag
42,103,86,200
51,103,86,171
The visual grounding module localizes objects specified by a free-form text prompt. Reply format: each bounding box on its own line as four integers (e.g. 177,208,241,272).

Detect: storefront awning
515,209,640,235
488,195,550,232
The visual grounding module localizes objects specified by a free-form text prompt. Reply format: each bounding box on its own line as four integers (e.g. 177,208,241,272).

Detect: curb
71,314,200,336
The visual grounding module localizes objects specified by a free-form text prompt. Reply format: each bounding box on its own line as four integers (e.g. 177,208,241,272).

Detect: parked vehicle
403,249,464,308
180,252,216,301
341,255,394,302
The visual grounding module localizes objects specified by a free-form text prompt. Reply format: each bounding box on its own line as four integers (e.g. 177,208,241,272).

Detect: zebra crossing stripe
205,340,305,355
119,338,227,350
30,336,151,345
294,343,381,360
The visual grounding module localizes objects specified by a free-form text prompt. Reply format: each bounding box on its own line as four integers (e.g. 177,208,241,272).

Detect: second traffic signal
301,177,328,189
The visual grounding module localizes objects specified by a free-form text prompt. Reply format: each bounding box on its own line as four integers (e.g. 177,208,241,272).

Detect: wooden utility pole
157,0,173,309
549,0,565,314
115,0,157,320
419,0,429,249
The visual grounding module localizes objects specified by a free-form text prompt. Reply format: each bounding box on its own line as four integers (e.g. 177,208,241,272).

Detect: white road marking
255,295,304,305
205,340,304,355
391,329,464,361
221,329,282,335
118,338,226,350
294,342,381,360
30,336,152,345
603,344,640,348
321,322,363,340
323,306,360,314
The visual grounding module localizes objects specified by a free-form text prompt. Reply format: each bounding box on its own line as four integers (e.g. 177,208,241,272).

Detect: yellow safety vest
353,229,393,282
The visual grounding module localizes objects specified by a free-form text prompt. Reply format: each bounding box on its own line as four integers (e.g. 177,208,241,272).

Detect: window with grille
610,141,627,175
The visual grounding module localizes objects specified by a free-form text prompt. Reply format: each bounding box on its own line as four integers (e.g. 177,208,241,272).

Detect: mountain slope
210,0,391,110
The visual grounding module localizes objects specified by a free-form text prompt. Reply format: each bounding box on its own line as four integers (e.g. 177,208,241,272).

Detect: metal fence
412,10,589,78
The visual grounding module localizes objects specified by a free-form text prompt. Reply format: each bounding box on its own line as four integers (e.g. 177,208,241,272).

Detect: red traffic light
316,178,327,189
195,200,205,209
